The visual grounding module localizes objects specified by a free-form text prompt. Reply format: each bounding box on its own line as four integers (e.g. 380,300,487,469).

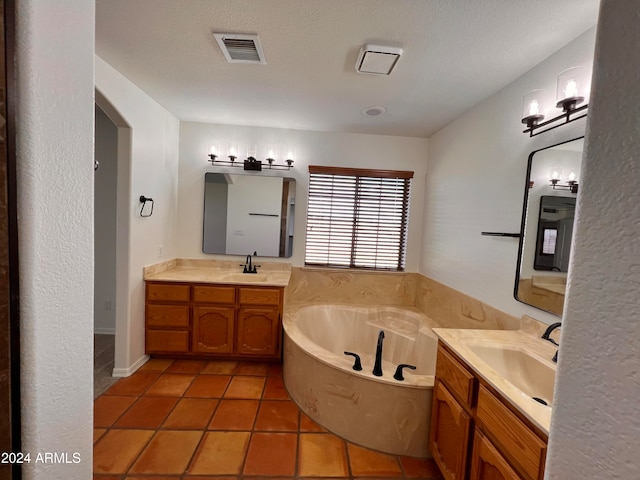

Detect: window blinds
305,166,413,270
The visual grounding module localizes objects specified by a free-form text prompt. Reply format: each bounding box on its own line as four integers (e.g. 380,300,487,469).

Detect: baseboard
112,354,150,378
94,327,116,335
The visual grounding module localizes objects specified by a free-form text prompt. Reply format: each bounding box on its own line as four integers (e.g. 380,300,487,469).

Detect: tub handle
343,351,363,371
393,364,416,381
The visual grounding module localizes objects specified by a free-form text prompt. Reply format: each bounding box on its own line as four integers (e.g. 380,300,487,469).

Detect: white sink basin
462,341,556,406
219,272,270,283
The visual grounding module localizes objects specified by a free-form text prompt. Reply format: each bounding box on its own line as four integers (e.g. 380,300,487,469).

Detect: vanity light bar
207,154,294,171
523,104,588,137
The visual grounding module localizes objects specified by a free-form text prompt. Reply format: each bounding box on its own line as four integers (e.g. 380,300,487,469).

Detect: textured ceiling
96,0,600,138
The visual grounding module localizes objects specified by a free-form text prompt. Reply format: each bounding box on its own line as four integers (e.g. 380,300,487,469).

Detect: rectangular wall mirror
515,137,583,316
203,173,296,257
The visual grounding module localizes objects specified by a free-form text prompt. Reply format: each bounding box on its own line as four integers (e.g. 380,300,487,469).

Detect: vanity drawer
193,285,236,304
147,283,190,303
238,287,281,306
436,345,476,408
146,330,189,353
476,385,546,480
146,304,190,328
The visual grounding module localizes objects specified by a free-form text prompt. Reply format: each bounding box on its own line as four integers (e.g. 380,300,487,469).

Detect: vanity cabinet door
193,306,235,354
429,380,472,480
470,429,521,480
236,308,279,356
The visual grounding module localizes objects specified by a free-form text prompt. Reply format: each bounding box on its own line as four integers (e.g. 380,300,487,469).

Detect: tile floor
94,358,443,479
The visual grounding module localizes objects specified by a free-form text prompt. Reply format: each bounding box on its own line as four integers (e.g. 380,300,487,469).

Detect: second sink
461,341,556,406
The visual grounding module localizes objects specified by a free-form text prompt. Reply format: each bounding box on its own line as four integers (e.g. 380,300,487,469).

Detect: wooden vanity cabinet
429,344,548,480
145,281,284,359
145,283,191,353
469,430,521,480
236,287,281,356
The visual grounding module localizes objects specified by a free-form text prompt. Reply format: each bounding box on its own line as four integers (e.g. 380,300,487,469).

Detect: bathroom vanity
429,327,556,480
143,259,291,360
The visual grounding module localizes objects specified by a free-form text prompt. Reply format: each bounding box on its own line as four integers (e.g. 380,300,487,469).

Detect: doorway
94,105,119,396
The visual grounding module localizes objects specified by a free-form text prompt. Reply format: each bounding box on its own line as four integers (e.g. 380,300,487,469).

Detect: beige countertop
143,258,292,287
433,322,558,436
532,275,567,295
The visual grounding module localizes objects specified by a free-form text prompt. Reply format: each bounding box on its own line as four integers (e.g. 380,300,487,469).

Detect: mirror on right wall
515,137,583,316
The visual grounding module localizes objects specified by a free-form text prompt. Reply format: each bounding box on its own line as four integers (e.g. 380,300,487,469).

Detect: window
541,228,557,255
305,166,413,271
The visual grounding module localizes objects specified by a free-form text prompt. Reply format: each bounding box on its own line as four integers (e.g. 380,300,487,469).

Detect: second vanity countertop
433,321,558,436
143,258,292,287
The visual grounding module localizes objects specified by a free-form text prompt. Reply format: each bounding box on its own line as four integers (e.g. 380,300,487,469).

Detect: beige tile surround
286,267,520,331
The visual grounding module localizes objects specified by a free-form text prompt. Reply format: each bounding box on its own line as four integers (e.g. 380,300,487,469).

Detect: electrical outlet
158,244,163,258
104,300,112,311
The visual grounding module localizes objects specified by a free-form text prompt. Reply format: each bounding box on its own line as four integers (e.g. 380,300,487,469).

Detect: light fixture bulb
556,66,587,111
210,145,217,155
229,146,237,156
521,90,545,128
564,80,579,99
552,170,560,180
286,147,295,161
568,171,576,182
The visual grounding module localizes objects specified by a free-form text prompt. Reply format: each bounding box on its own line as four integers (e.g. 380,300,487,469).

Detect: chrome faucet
373,330,385,377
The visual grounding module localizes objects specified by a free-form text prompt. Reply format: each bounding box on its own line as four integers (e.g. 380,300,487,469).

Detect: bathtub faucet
373,330,385,377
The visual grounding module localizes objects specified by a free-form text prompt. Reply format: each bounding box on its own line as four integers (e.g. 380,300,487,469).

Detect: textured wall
15,1,95,478
546,1,640,478
422,29,596,324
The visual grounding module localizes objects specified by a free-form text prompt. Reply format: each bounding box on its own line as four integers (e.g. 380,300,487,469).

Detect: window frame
304,165,413,271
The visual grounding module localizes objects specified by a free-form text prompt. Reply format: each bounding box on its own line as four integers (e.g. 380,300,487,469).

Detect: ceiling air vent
213,33,266,64
355,44,403,75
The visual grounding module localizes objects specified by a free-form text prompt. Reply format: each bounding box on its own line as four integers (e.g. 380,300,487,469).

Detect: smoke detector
355,44,403,75
213,33,266,64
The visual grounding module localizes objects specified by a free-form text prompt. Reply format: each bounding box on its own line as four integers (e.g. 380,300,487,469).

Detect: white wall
422,28,596,324
546,1,640,477
15,1,94,478
94,106,117,334
177,122,429,270
95,56,180,374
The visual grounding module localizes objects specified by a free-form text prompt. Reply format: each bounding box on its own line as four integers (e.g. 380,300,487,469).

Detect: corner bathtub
283,304,438,458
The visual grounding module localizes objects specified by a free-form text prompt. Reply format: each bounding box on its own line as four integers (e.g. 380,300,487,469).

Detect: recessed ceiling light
361,106,387,117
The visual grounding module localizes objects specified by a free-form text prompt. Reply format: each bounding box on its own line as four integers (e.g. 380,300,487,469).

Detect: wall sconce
207,143,294,171
556,67,587,112
522,66,590,137
521,90,546,129
549,169,579,194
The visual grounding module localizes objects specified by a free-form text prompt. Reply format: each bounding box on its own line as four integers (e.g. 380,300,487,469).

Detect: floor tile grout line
94,361,441,479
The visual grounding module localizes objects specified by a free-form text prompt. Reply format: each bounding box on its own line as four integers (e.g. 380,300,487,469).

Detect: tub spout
373,330,385,377
344,351,363,371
